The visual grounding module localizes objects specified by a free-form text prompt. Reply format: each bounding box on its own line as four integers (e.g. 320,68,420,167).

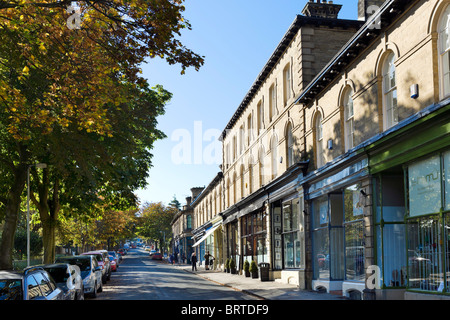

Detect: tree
137,202,177,253
0,0,203,269
169,195,181,211
95,207,139,250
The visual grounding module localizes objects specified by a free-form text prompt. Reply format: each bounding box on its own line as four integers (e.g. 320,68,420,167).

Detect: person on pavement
191,252,198,271
204,251,214,270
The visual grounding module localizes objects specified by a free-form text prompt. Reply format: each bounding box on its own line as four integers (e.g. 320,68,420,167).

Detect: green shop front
367,101,450,300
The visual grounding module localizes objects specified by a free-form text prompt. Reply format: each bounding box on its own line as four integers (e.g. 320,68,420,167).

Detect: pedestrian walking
204,251,214,270
191,252,198,271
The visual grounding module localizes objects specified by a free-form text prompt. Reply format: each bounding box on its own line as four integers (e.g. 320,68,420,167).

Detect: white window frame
382,52,398,130
283,64,291,105
271,136,278,179
439,5,450,99
286,123,294,167
344,88,354,152
315,113,324,168
269,84,277,122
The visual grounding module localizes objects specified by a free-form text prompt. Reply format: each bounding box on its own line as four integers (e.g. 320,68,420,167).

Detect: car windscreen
0,279,23,300
56,258,91,272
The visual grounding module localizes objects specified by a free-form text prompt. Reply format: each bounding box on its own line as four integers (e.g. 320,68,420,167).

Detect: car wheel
98,281,103,293
91,282,98,298
107,269,111,280
78,286,85,300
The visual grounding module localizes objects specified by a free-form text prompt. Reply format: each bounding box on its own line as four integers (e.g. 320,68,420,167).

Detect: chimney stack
358,0,385,21
190,187,205,200
302,0,342,19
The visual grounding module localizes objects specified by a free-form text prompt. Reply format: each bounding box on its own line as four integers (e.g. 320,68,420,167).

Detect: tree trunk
0,164,27,270
41,216,56,264
32,171,60,265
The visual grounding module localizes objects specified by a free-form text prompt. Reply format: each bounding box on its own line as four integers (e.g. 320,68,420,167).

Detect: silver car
43,263,84,300
0,267,63,300
55,255,102,298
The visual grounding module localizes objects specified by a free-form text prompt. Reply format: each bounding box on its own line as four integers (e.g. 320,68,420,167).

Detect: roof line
220,14,363,140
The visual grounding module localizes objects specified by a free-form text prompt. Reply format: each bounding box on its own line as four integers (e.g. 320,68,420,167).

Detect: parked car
0,267,63,300
109,255,117,272
55,255,102,298
42,263,83,300
118,248,126,256
151,252,163,260
81,250,111,284
108,251,120,268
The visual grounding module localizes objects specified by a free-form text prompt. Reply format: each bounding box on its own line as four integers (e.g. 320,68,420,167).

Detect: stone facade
173,0,450,299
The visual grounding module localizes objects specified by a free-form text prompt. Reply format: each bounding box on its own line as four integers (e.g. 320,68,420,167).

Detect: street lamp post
27,163,47,267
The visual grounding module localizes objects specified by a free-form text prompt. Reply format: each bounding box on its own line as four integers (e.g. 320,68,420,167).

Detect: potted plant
225,258,230,273
229,258,236,274
243,260,250,277
249,260,258,279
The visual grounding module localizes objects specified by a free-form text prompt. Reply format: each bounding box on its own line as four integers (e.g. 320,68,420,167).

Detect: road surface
98,248,257,300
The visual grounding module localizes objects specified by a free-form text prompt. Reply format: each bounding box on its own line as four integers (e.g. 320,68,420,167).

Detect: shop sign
408,155,441,216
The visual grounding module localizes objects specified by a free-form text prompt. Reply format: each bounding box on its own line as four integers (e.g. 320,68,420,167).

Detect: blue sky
135,0,360,206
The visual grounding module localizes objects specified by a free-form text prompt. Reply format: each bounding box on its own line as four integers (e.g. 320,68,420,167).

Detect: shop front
367,101,450,300
303,156,370,298
222,192,268,273
270,194,306,286
192,218,223,269
221,162,307,281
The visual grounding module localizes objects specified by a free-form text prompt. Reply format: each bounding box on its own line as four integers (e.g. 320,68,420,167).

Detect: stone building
296,0,450,299
171,187,204,263
190,173,224,269
173,0,450,299
218,0,363,287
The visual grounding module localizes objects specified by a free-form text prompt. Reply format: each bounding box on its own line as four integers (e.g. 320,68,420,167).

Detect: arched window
240,165,244,199
259,147,265,186
271,135,278,179
226,178,230,208
344,88,354,151
257,100,264,134
248,158,254,194
439,5,450,98
382,52,398,129
269,84,277,122
233,172,237,205
186,215,192,230
286,123,294,167
283,63,292,105
315,113,324,168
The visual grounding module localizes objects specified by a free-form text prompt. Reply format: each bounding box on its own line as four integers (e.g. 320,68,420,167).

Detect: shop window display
241,210,268,266
374,175,407,288
282,199,301,269
405,150,450,293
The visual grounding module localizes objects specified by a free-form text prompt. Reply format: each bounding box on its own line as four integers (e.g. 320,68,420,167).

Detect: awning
192,223,221,248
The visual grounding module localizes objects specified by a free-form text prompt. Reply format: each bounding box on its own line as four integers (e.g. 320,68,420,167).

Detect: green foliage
249,260,258,273
136,202,177,251
243,260,250,272
14,229,43,259
229,258,236,270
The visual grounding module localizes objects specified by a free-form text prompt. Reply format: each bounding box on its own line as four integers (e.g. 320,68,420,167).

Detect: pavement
169,262,348,300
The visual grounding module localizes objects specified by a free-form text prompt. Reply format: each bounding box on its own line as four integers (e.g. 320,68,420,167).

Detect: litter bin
258,263,270,282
